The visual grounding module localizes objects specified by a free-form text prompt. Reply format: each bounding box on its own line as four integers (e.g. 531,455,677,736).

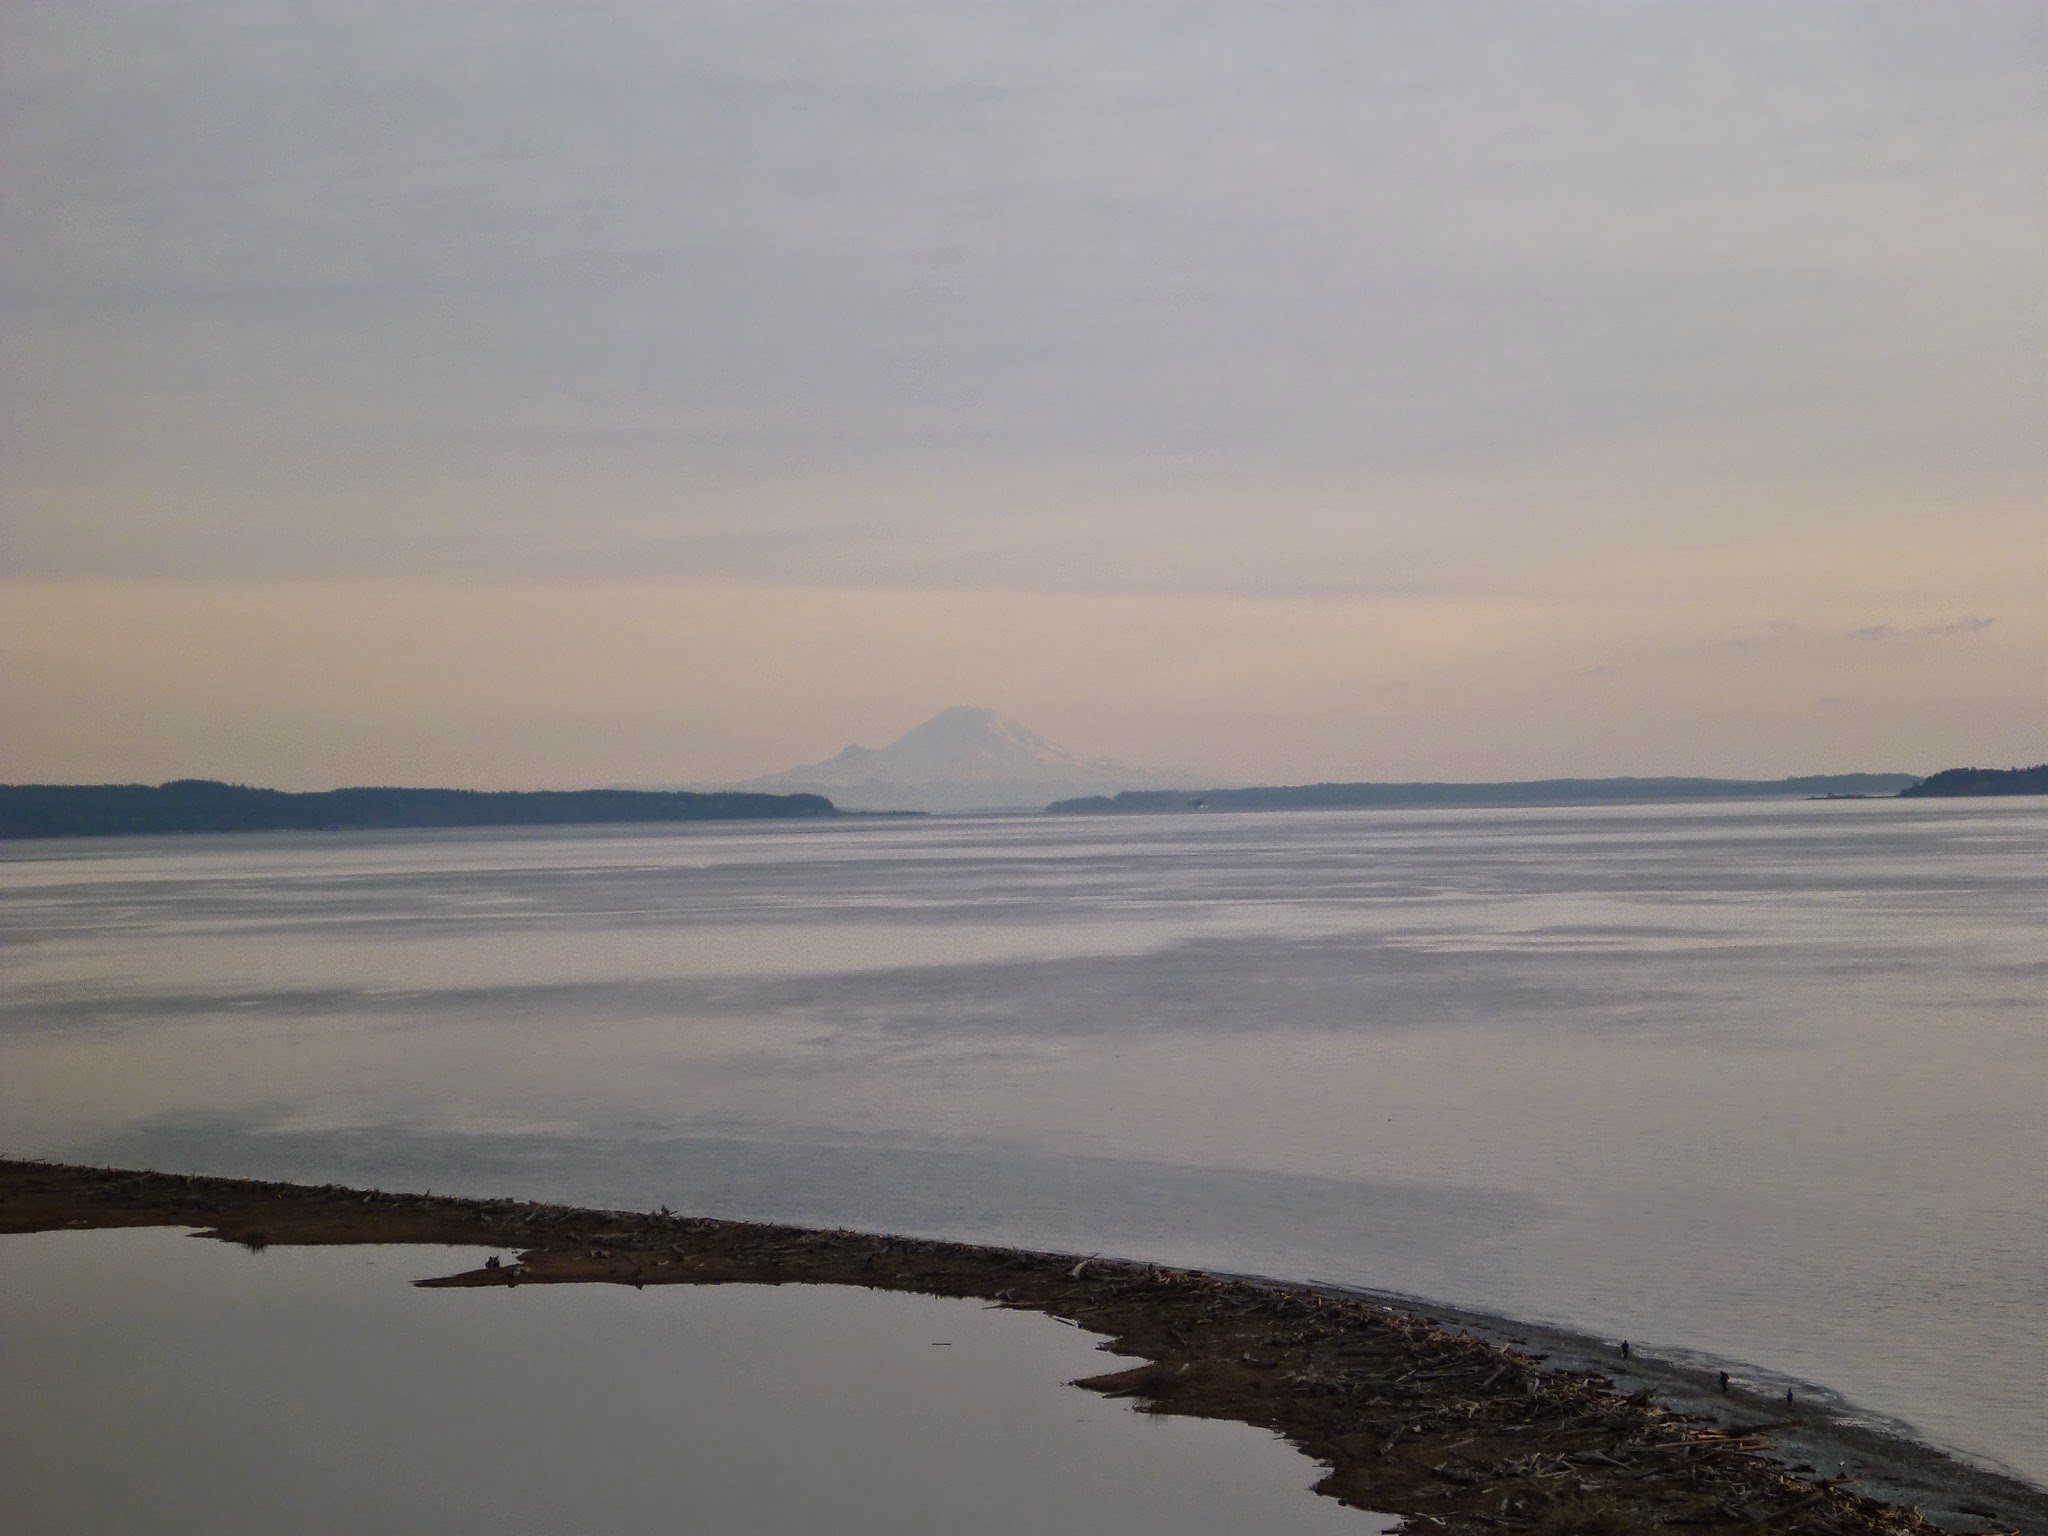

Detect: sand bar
3,1159,2039,1536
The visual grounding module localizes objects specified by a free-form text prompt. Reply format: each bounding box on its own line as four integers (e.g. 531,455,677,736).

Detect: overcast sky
3,1,2043,788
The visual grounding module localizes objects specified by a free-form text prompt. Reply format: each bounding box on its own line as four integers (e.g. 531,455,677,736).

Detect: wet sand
3,1159,2039,1536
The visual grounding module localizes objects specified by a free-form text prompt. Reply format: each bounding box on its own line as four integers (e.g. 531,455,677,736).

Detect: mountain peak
926,704,1001,726
890,706,1081,767
731,707,1197,812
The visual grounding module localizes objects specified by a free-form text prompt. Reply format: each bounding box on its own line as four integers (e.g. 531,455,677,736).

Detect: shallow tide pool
0,1227,1388,1536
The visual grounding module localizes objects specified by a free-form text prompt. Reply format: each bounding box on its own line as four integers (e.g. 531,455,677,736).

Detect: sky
3,0,2043,789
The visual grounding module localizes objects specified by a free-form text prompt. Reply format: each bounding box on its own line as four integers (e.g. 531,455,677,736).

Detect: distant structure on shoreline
0,780,839,840
1048,773,1926,816
1897,765,2048,798
725,705,1199,813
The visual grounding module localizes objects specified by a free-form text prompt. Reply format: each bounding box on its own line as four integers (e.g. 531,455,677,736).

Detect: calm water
0,1228,1378,1535
2,799,2043,1484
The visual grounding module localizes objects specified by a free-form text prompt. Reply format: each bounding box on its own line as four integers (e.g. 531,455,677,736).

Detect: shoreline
1282,1283,2042,1528
2,1159,2038,1536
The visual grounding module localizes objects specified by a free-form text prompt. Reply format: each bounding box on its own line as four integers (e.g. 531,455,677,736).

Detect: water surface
0,1228,1379,1536
2,798,2042,1482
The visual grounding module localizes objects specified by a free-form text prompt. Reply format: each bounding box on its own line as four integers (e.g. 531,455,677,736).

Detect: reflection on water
1,798,2043,1485
0,1228,1383,1536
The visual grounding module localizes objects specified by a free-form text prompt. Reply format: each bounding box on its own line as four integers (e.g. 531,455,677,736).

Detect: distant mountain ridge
730,706,1198,812
0,780,839,839
1049,773,1924,815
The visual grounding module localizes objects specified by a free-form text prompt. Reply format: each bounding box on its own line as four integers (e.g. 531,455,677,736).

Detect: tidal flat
5,1161,2040,1536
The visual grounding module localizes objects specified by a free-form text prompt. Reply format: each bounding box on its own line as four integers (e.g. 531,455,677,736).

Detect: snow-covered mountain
731,706,1198,812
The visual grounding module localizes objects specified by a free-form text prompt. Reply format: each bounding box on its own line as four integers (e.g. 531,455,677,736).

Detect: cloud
1580,664,1621,678
4,0,2044,595
1719,620,1809,654
1847,617,1995,641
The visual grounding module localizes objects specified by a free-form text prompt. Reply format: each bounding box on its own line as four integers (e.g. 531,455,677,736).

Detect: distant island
1047,773,1923,815
1898,764,2048,798
0,780,841,840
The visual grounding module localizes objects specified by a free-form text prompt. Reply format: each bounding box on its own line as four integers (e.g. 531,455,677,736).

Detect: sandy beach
4,1159,2038,1536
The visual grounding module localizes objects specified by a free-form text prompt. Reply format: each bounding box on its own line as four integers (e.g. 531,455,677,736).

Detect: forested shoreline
0,780,839,839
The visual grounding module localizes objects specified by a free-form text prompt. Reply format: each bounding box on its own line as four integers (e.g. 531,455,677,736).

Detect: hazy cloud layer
1848,618,1997,643
3,2,2042,784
